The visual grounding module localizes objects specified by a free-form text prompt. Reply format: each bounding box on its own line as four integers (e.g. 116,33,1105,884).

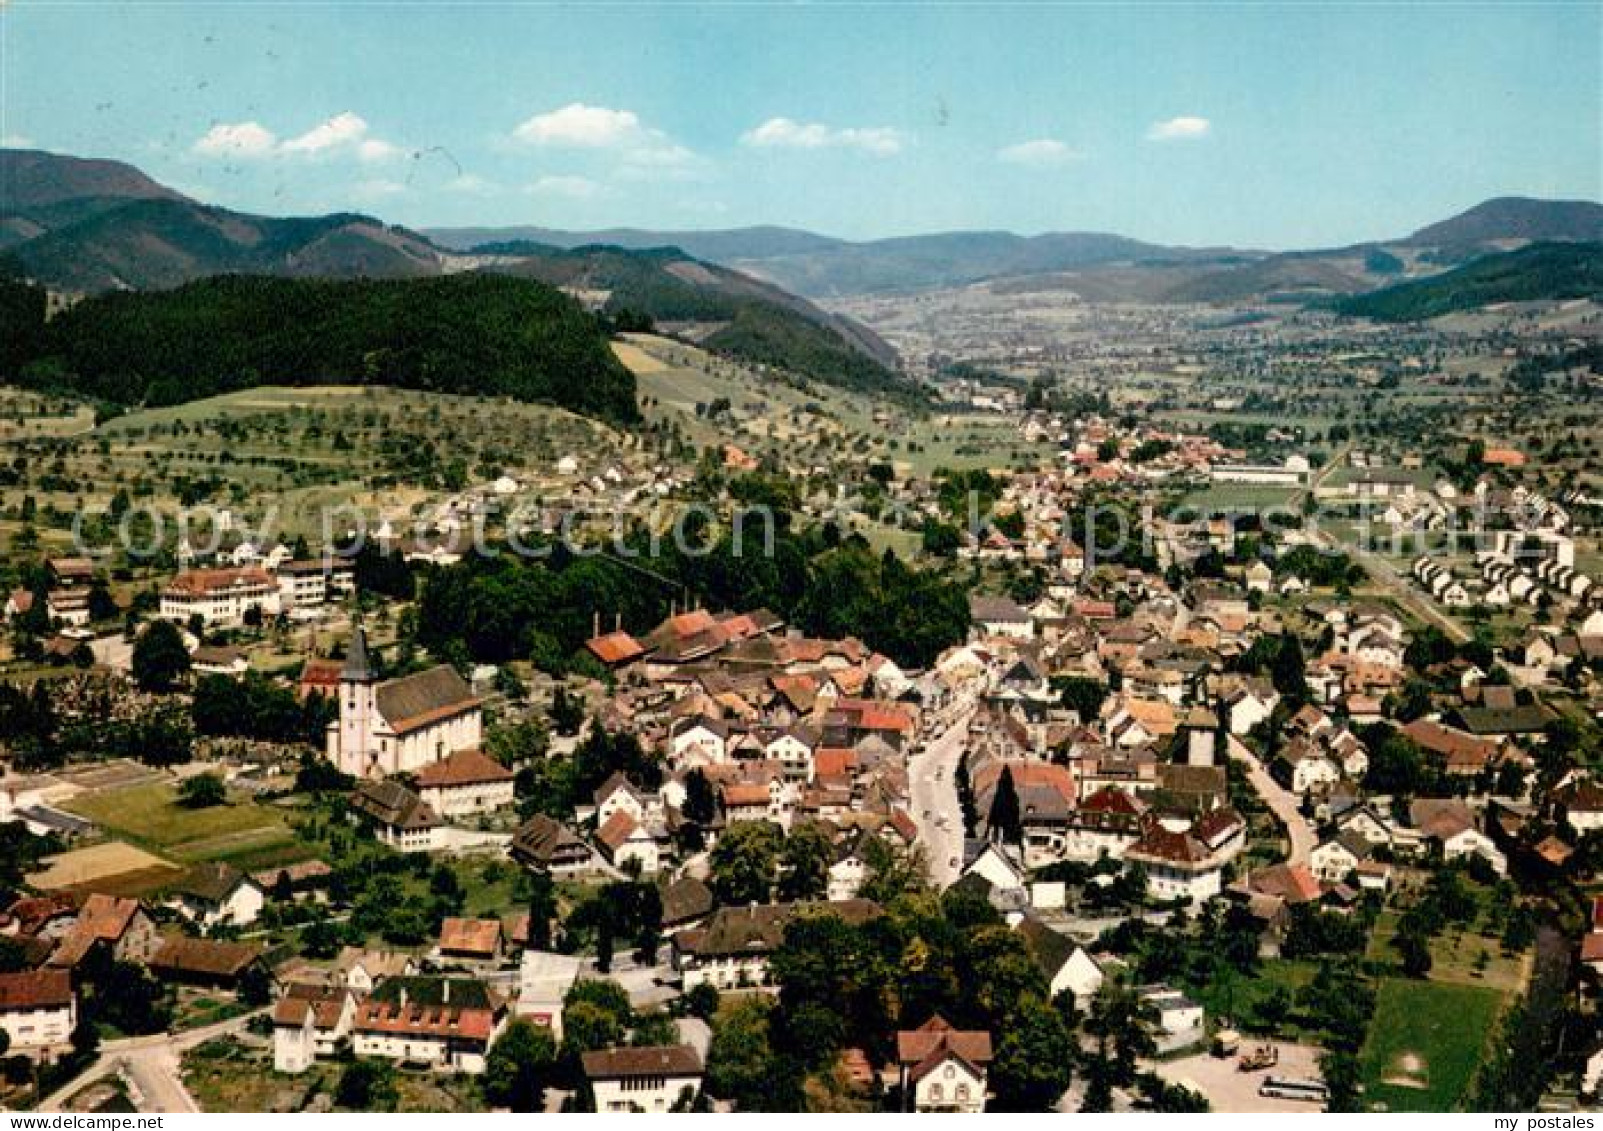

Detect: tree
132,619,190,694
682,768,717,826
178,772,226,809
710,822,782,906
988,996,1074,1111
91,960,172,1035
778,823,833,902
336,1060,399,1111
561,979,633,1060
526,871,557,951
1053,677,1108,724
1271,633,1309,702
988,766,1022,845
239,963,274,1007
1397,929,1434,978
484,1019,557,1111
705,996,799,1111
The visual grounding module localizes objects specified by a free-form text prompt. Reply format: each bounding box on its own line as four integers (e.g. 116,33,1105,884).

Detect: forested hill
1335,242,1603,322
2,273,639,423
476,242,909,398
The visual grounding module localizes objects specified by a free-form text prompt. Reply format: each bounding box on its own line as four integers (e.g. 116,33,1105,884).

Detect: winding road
1227,734,1316,867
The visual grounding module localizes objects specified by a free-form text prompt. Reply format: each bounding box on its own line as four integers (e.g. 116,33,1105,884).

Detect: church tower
334,626,379,777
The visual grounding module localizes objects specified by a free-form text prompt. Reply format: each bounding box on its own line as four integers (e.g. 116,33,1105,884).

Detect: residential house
351,977,506,1074
350,780,443,852
897,1015,992,1114
583,1045,704,1113
273,983,357,1073
0,969,76,1058
672,900,880,991
171,863,265,928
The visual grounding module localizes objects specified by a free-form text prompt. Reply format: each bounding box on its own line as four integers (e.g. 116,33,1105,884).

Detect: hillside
446,224,1237,298
1404,197,1603,248
1335,242,1603,321
8,273,638,422
0,148,185,247
8,197,443,292
478,242,906,396
431,224,846,262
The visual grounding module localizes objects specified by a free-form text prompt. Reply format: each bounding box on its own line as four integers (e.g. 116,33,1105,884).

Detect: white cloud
193,120,279,158
997,138,1080,167
1147,115,1211,142
1,133,34,148
283,111,369,154
741,117,906,156
444,173,497,196
351,178,407,201
510,103,699,177
514,103,644,148
528,175,605,200
193,112,403,162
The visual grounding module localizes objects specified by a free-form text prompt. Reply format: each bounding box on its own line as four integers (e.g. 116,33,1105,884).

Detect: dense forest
413,520,971,672
1336,242,1603,321
2,273,639,423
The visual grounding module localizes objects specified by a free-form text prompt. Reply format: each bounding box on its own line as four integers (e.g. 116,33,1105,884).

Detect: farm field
26,840,183,896
61,781,308,869
1357,978,1504,1112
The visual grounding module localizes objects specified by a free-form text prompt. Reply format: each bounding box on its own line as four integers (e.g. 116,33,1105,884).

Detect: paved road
37,1007,267,1113
1227,735,1316,867
908,699,977,890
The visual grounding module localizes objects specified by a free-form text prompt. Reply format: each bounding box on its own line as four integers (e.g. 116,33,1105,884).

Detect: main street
908,697,977,890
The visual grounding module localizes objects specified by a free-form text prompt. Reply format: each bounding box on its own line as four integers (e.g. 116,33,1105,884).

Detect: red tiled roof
439,918,502,957
0,969,72,1011
586,631,645,666
415,748,513,789
165,567,275,596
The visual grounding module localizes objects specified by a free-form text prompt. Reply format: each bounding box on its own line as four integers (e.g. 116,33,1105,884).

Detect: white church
327,627,483,779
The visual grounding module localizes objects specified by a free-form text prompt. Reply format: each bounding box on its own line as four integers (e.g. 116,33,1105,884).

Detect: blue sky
3,2,1599,247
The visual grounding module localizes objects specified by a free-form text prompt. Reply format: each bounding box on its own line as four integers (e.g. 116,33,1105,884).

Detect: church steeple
342,625,374,683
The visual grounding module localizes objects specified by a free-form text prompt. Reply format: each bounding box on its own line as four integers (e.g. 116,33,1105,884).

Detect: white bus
1258,1076,1330,1104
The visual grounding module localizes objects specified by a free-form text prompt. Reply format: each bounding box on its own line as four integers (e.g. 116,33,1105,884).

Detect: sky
2,2,1600,248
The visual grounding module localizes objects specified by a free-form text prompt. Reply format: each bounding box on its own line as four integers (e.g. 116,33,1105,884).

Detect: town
1,3,1601,1116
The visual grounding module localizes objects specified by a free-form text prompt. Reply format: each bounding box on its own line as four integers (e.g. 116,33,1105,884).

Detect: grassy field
1181,958,1322,1039
61,781,307,869
1366,907,1528,993
1357,978,1504,1112
623,333,1050,477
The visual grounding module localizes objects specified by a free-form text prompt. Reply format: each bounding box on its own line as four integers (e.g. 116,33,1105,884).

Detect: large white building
160,567,281,626
327,628,483,779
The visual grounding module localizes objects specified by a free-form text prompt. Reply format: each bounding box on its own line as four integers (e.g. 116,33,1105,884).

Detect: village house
672,900,880,990
350,780,443,852
0,969,76,1058
351,977,505,1074
46,893,160,970
509,814,595,876
1124,808,1246,906
170,863,265,929
273,983,358,1073
582,1045,704,1113
438,918,505,966
897,1015,993,1113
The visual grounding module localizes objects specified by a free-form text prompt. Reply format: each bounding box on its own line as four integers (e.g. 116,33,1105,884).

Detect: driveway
1227,735,1316,867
